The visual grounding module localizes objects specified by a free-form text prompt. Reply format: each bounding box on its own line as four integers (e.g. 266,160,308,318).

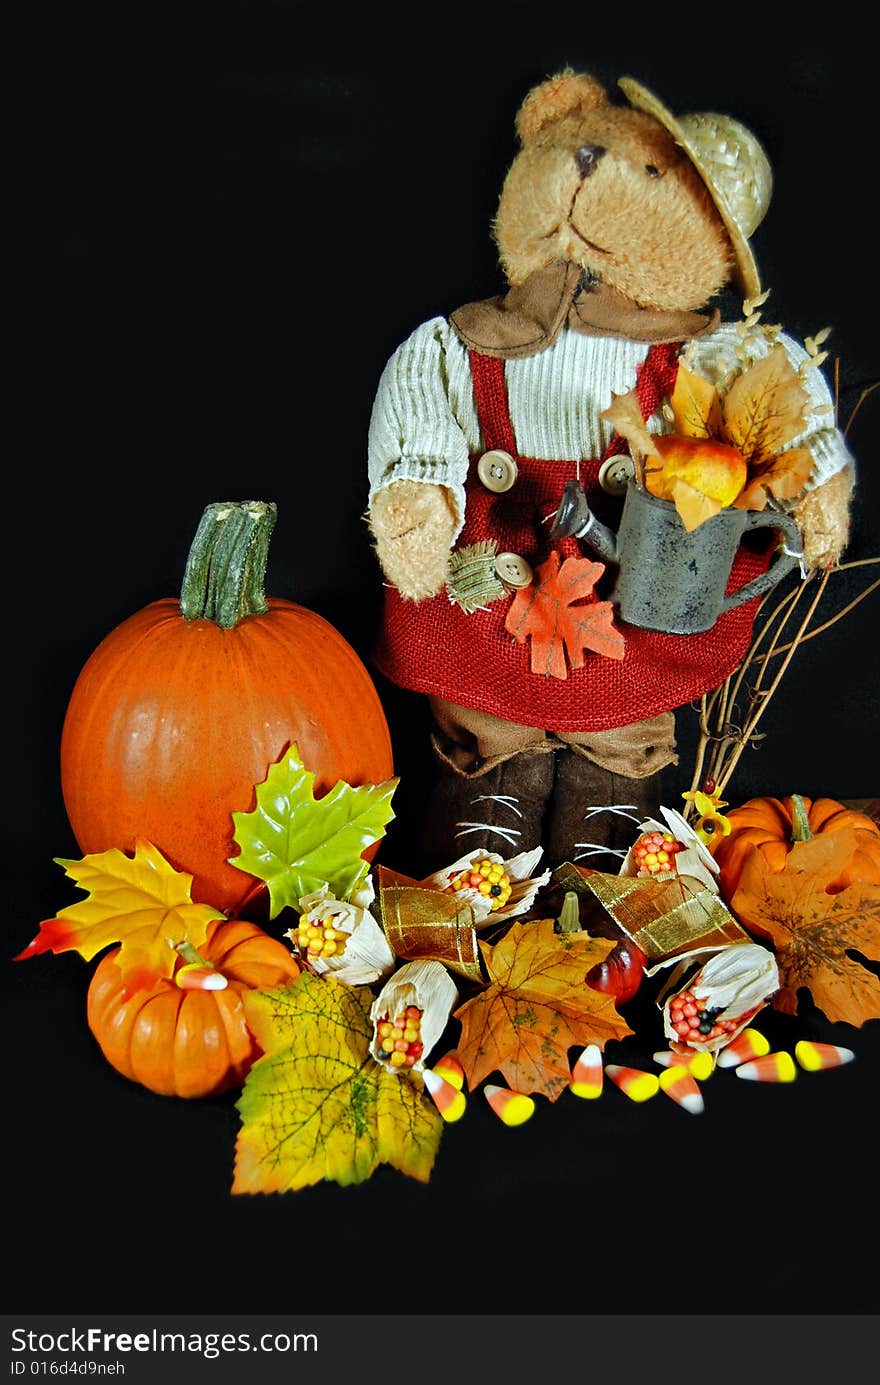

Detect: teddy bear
366,69,855,875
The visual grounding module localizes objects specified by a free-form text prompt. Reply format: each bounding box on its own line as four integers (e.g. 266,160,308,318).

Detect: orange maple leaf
730,830,880,1025
453,917,633,1100
504,551,625,679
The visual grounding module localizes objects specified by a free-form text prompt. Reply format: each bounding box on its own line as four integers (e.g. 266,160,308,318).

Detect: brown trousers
430,697,677,779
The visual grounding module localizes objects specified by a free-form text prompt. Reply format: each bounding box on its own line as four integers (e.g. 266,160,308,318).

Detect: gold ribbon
551,861,747,963
374,865,485,982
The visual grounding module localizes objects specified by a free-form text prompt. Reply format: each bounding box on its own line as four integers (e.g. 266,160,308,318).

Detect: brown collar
449,262,720,358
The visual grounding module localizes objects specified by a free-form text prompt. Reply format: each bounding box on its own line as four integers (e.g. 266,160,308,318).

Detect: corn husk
286,881,395,987
421,847,551,927
369,959,458,1074
619,806,720,894
660,941,779,1054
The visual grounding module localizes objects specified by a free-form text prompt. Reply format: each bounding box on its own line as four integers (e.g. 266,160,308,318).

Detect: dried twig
682,376,878,819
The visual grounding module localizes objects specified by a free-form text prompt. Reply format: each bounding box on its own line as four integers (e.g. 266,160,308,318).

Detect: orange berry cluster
669,989,757,1045
632,830,684,877
376,1005,424,1068
295,915,349,961
448,857,512,910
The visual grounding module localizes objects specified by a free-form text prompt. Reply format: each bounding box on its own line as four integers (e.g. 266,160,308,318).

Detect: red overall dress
374,340,772,732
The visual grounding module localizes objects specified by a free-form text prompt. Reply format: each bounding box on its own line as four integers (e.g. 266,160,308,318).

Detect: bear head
493,70,748,312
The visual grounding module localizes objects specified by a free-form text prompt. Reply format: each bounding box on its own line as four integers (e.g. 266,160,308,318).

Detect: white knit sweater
367,317,853,543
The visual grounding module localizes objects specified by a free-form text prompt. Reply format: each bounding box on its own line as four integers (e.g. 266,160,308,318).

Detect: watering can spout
550,479,618,561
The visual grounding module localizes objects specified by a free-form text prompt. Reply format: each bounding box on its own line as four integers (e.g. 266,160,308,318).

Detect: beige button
477,449,518,493
598,454,636,495
495,552,533,588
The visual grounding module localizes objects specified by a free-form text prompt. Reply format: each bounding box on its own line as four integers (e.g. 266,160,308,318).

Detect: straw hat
618,75,772,301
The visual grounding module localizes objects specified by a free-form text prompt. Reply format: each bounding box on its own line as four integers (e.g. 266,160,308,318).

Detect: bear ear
515,69,609,143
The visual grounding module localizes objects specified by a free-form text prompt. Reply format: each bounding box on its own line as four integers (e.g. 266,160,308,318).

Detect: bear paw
368,479,458,601
791,467,854,571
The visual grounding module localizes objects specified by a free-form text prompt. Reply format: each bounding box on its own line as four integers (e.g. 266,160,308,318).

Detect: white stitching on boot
455,794,524,848
572,804,642,863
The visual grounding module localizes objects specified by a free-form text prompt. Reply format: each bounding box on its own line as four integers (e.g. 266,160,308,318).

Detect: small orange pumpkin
710,793,880,901
87,919,300,1098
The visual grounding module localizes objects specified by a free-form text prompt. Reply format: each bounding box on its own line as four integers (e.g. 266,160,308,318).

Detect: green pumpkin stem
556,891,582,934
174,940,214,969
790,793,813,843
180,500,278,629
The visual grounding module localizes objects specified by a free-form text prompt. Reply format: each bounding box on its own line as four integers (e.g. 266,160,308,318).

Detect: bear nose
574,143,605,178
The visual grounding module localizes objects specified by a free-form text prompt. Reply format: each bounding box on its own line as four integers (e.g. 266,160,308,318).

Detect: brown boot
417,744,557,876
544,749,663,873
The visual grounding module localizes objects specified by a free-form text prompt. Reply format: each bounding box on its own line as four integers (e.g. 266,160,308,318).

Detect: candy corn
794,1041,855,1072
653,1049,715,1081
432,1051,466,1091
658,1065,704,1115
716,1028,770,1069
569,1044,603,1099
604,1064,659,1103
423,1068,467,1123
175,964,228,991
484,1084,535,1126
735,1051,797,1084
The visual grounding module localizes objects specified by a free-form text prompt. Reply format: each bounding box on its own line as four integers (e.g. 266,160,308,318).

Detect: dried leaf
230,743,398,917
454,918,633,1101
731,447,814,511
669,476,725,533
15,841,224,990
721,344,811,466
504,551,625,679
233,972,443,1193
600,390,656,460
669,363,723,440
729,831,880,1025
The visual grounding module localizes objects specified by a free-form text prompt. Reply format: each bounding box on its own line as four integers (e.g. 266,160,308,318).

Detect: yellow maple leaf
16,840,224,990
721,344,811,467
233,973,443,1193
670,362,724,440
454,918,633,1101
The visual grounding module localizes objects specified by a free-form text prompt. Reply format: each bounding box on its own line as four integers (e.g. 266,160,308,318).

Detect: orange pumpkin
87,918,300,1097
710,793,880,900
61,501,394,914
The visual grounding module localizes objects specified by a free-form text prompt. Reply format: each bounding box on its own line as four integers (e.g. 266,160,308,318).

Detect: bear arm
791,464,854,571
369,479,459,601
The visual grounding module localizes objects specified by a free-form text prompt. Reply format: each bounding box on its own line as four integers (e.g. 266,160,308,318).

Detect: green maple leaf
233,972,443,1192
229,743,398,916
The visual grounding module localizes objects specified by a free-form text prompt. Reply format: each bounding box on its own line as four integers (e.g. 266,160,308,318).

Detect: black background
5,3,880,1323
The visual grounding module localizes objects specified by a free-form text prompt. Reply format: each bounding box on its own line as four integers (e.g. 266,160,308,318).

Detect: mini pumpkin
61,501,394,915
709,793,880,901
86,918,300,1098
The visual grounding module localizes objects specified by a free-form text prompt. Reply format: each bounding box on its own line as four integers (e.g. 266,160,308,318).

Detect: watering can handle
720,510,804,613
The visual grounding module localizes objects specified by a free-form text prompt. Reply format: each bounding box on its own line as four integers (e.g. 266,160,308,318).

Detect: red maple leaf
504,551,625,679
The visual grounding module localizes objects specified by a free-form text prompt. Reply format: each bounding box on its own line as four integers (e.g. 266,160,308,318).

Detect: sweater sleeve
367,317,474,538
689,322,855,494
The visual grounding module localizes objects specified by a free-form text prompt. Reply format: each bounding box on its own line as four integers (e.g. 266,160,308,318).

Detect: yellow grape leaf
454,918,633,1101
670,362,723,439
15,841,224,990
721,344,810,466
669,476,725,532
731,446,815,511
600,390,656,461
730,832,880,1025
233,973,443,1193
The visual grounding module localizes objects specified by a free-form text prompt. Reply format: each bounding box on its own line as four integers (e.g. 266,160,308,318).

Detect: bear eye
645,164,661,178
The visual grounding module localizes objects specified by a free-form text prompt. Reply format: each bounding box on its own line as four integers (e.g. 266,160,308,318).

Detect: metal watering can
551,478,803,635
